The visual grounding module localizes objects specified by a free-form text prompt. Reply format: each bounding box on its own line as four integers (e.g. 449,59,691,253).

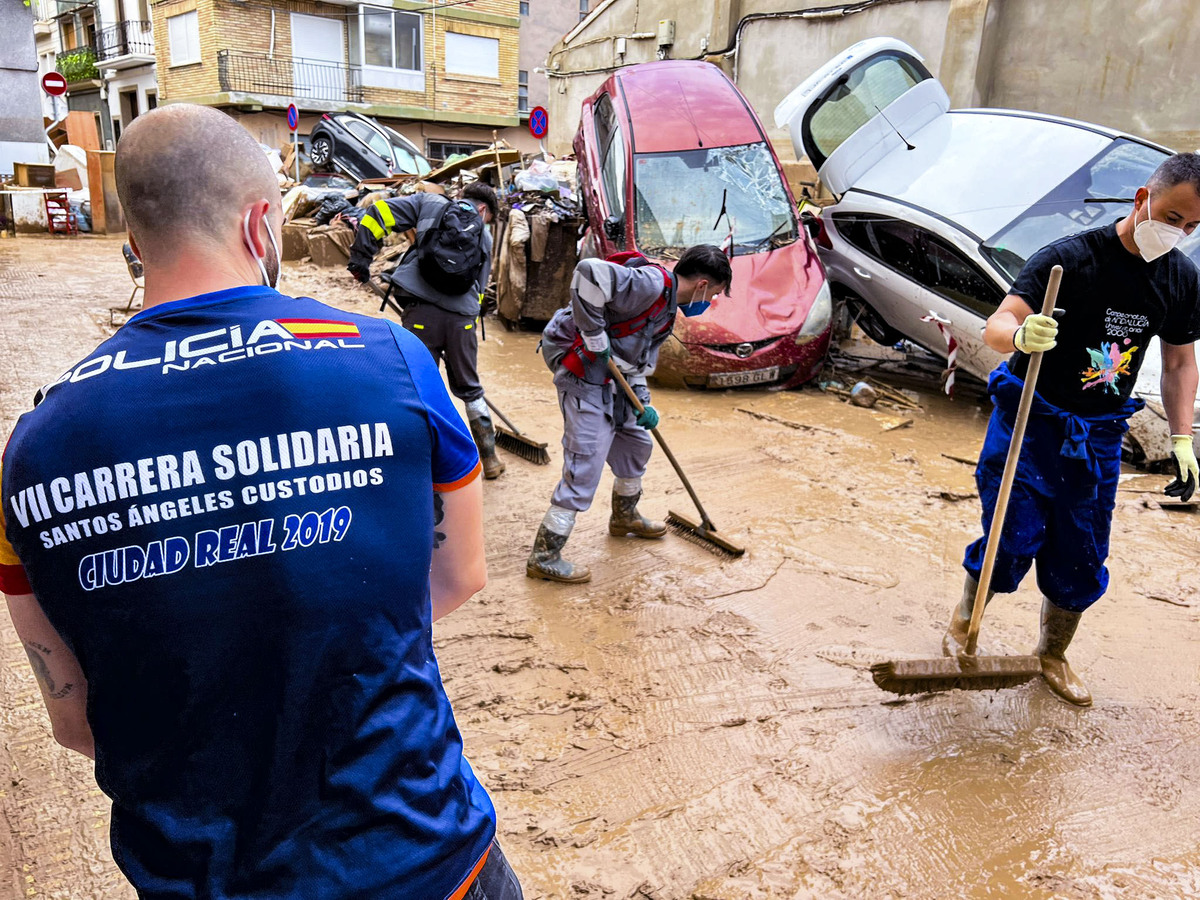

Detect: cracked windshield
633,142,795,256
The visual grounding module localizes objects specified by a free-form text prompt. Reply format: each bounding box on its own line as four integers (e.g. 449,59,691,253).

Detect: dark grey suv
308,112,432,182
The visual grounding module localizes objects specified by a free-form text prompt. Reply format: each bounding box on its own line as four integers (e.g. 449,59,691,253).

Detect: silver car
775,37,1200,464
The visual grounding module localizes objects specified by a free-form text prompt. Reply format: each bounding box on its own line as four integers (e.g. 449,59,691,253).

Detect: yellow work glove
1013,313,1059,354
1165,434,1198,502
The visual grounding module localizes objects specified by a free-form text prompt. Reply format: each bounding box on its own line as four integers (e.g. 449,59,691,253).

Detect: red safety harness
562,252,674,380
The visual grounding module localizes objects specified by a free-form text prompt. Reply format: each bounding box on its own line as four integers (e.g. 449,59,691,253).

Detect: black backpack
416,198,487,295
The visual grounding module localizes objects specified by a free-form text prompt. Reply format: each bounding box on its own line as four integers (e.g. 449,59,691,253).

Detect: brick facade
151,0,519,125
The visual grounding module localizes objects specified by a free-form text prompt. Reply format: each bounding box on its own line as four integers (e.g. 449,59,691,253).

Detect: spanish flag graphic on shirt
275,319,362,340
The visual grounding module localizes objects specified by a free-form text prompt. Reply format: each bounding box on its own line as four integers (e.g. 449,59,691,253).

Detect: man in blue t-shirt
1,105,523,900
945,152,1200,707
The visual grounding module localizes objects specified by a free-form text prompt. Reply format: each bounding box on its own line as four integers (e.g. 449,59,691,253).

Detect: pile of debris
276,139,587,328
496,157,584,324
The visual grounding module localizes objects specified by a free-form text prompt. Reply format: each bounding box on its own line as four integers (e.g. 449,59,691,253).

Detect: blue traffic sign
529,106,548,140
286,104,299,132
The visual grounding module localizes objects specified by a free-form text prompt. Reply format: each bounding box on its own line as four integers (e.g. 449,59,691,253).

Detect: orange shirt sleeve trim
446,845,490,900
434,461,482,493
0,464,31,594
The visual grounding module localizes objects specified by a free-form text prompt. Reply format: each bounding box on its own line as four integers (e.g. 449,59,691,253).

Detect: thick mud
3,237,1200,899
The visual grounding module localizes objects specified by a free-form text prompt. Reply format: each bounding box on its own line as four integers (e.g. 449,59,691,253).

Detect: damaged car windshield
633,142,796,256
982,140,1167,280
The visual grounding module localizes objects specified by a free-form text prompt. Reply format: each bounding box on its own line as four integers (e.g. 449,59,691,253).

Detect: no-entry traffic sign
529,106,548,140
286,104,299,132
42,72,68,97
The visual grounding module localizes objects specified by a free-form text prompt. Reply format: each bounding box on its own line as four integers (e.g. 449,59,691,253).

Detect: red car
574,60,831,388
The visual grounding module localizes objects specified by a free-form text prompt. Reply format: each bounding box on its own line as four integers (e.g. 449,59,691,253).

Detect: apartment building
29,0,158,148
518,0,587,122
151,0,528,163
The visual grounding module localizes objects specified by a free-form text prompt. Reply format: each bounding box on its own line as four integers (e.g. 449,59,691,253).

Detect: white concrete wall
545,0,1200,158
981,0,1200,152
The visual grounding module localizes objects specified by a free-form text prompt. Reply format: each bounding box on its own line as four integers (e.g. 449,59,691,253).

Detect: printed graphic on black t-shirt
1009,224,1200,416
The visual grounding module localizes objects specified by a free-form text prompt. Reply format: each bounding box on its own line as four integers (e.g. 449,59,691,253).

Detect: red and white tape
921,311,957,397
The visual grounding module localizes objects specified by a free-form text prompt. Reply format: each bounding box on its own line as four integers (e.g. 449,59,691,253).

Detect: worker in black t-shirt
944,152,1200,707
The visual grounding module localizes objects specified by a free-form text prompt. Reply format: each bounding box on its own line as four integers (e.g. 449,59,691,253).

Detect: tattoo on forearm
433,493,447,550
23,640,74,700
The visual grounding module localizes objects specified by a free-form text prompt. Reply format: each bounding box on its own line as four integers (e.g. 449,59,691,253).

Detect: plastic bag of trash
515,160,559,193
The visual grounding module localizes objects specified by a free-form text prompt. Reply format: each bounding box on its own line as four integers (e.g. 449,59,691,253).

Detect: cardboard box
14,163,57,188
282,219,314,261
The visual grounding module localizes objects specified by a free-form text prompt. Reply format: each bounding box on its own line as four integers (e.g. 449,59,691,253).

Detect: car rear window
983,139,1169,281
806,52,928,169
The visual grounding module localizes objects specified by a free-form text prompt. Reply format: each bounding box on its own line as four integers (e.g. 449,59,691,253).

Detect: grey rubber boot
1035,598,1092,706
526,524,591,583
608,490,666,538
942,574,995,657
468,415,505,480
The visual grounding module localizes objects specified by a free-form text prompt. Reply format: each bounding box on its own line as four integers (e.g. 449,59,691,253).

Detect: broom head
871,654,1042,695
494,427,551,465
666,510,745,558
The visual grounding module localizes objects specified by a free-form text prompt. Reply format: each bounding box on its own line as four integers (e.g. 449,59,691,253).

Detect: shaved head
115,105,280,264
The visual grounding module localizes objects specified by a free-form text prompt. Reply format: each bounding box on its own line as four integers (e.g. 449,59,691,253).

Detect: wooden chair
44,192,78,236
110,243,145,326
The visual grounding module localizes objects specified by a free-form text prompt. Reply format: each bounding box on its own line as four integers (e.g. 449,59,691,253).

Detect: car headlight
796,279,832,343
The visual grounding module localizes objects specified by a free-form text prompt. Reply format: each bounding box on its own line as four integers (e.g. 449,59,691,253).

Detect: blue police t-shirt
0,286,495,899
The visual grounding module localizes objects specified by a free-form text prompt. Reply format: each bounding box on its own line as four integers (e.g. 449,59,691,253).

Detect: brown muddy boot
1035,598,1092,706
468,415,505,480
608,489,666,538
526,524,591,584
942,574,994,657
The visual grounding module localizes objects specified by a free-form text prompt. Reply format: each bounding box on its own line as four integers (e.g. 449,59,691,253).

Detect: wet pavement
2,235,1199,899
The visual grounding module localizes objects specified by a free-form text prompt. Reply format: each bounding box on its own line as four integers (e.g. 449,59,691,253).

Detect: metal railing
217,50,364,105
97,20,154,60
56,45,99,83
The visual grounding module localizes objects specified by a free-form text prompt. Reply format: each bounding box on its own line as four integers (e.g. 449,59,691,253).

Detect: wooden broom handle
964,264,1062,655
606,358,717,530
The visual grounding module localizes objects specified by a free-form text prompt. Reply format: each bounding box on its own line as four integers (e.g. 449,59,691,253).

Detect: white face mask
1133,193,1184,263
243,207,282,289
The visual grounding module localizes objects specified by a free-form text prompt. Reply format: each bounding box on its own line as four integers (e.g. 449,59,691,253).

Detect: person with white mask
943,152,1200,706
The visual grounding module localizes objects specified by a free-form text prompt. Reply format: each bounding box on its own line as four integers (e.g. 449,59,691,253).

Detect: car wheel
835,286,904,346
309,136,333,169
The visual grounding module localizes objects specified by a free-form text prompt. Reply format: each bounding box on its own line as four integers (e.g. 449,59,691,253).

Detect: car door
774,37,950,195
343,119,392,178
831,212,941,351
592,93,628,253
912,231,1007,379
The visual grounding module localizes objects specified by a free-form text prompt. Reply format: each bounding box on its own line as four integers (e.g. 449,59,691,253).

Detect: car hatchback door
774,37,950,196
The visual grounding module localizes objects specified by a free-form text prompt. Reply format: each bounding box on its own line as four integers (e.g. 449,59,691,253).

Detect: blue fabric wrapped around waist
987,361,1143,488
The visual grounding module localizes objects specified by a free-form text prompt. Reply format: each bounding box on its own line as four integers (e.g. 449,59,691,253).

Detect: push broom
871,265,1064,695
363,279,551,465
485,398,551,465
607,359,745,558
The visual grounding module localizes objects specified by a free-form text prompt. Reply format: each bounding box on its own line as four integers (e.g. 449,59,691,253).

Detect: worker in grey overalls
528,245,732,583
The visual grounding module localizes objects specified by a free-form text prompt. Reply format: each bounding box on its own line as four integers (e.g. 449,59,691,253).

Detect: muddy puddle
3,243,1200,898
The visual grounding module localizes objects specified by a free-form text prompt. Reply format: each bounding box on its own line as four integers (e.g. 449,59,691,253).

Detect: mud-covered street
3,234,1200,900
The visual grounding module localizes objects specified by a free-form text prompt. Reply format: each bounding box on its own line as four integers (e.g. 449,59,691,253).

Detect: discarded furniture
44,191,78,235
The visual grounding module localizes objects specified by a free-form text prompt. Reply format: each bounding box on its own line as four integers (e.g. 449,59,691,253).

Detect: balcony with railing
217,50,364,106
97,20,154,68
56,45,99,84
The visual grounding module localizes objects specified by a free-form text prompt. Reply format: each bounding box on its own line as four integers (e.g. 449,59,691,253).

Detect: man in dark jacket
348,183,506,479
2,104,522,900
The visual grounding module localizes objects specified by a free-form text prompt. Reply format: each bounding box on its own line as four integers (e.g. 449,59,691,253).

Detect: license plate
707,366,780,388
